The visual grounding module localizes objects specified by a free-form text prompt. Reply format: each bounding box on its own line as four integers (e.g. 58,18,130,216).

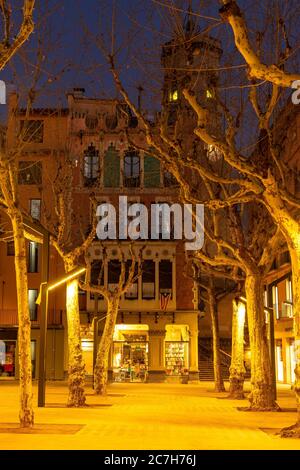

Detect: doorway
113,324,149,382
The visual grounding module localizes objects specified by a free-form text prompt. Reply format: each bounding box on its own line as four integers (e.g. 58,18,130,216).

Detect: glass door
0,340,16,378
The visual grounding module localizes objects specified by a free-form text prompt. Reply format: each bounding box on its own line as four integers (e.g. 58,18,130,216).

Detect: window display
113,324,149,383
165,324,189,376
113,342,148,382
165,341,189,376
0,340,16,377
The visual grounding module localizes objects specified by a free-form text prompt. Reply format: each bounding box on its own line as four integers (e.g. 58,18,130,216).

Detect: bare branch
0,0,35,71
219,0,300,87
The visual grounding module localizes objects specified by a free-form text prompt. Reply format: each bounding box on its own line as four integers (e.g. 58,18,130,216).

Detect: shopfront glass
113,324,149,382
81,326,94,376
288,339,296,384
0,340,16,377
276,339,284,382
165,325,189,376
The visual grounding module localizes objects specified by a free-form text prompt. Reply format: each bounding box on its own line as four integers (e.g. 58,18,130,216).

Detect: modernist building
0,15,238,384
0,86,202,383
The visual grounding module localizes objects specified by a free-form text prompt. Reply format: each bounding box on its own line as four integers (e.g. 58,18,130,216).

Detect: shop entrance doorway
113,324,149,382
0,340,16,378
165,324,189,377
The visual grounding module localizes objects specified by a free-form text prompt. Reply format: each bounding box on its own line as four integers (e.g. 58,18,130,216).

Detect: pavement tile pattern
0,381,300,450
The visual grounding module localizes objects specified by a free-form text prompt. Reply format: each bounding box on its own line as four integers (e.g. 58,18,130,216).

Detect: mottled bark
219,0,300,87
228,299,246,399
245,274,277,410
11,214,34,427
208,286,225,393
94,297,119,395
65,259,86,407
263,188,300,427
280,242,300,437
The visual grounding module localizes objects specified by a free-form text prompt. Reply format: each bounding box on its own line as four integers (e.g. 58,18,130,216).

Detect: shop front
164,324,189,381
109,322,194,383
0,328,18,379
112,324,149,383
274,335,297,385
287,339,296,383
0,339,16,378
81,325,94,377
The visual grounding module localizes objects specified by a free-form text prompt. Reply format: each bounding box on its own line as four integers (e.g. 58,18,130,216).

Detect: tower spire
184,1,195,36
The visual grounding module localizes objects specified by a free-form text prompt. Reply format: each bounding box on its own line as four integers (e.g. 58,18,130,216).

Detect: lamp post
93,293,99,384
36,266,86,407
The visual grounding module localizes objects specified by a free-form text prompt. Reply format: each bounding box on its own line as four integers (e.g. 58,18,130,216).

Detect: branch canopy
220,0,300,87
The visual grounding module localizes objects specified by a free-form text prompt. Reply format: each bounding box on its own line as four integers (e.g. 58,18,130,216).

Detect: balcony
0,310,18,326
0,308,64,326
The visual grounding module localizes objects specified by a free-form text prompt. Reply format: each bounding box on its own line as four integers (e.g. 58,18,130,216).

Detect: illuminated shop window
165,325,189,376
276,339,284,382
112,324,149,383
0,340,16,377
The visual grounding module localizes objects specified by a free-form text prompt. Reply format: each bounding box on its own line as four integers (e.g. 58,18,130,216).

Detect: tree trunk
11,215,34,427
208,286,225,392
245,273,278,410
263,187,300,427
94,297,119,395
65,273,86,407
281,242,300,436
228,299,246,399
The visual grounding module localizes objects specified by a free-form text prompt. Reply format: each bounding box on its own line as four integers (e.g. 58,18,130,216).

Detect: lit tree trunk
281,241,300,436
228,299,246,399
208,284,225,392
65,259,86,407
94,297,119,395
245,273,277,410
11,214,34,427
263,190,300,421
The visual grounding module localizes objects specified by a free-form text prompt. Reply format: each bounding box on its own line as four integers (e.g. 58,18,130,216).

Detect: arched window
84,144,99,186
124,149,140,187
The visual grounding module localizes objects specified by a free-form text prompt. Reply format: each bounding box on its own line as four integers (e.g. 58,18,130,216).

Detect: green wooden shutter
144,153,161,188
104,145,120,188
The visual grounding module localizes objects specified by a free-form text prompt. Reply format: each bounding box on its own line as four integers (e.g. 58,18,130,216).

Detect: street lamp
36,266,86,407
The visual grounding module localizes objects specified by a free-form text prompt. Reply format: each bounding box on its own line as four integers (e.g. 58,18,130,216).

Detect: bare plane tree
0,0,35,70
46,150,98,407
80,244,144,395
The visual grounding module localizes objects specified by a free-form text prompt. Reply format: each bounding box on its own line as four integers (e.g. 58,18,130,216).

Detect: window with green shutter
144,154,161,188
104,144,120,188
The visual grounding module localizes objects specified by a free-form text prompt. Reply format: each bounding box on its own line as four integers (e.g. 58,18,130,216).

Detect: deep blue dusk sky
0,0,299,129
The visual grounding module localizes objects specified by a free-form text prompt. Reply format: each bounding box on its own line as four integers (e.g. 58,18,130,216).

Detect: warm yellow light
239,296,247,303
47,267,86,292
169,90,178,102
206,89,213,99
114,324,149,332
81,340,93,352
66,278,77,298
237,302,246,322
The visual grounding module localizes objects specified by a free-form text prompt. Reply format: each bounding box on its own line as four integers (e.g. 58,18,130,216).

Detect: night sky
0,0,299,135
